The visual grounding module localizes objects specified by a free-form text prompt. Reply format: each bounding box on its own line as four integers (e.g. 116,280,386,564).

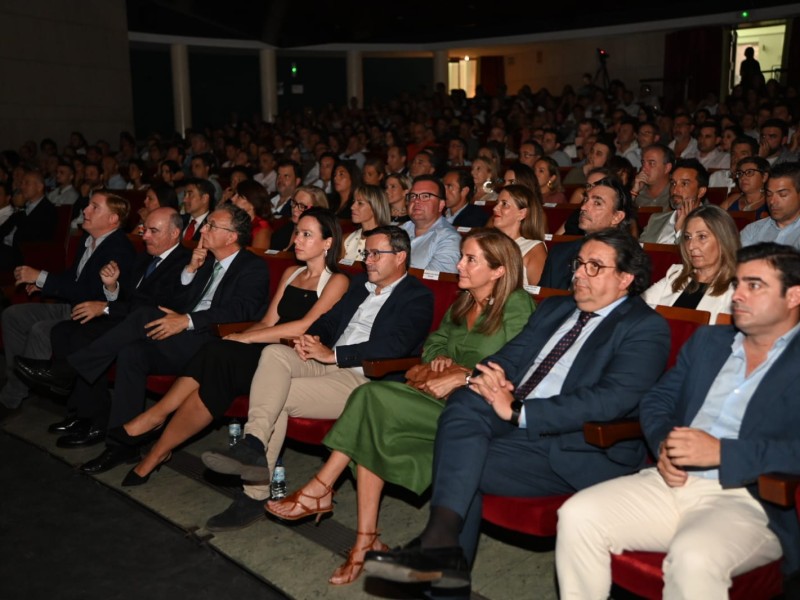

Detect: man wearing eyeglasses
741,162,800,249
200,226,434,531
639,158,709,245
33,204,270,473
400,175,462,273
364,228,669,591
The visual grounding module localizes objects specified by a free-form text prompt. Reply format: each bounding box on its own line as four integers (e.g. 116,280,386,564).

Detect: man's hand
674,197,697,233
293,334,335,364
187,237,207,273
469,361,516,420
71,301,108,324
14,265,41,286
632,170,649,196
145,307,190,340
100,261,120,291
664,426,721,467
656,441,688,487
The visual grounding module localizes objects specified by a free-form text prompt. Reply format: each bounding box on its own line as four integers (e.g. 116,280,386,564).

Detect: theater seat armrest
212,322,256,337
758,473,800,507
583,419,643,448
363,357,421,379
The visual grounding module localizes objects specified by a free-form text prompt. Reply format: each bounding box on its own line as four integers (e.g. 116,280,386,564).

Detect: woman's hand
429,355,454,372
419,368,469,399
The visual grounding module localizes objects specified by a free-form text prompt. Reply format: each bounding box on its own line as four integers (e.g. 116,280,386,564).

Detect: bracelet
465,374,472,387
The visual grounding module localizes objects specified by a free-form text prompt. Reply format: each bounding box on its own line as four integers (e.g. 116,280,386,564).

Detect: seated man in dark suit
31,204,270,473
0,169,58,270
0,191,135,419
539,176,633,290
17,207,192,439
200,226,434,531
365,228,671,590
442,169,488,229
556,242,800,598
181,178,213,243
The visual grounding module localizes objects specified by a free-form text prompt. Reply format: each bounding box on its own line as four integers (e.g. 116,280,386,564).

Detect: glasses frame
571,257,616,277
360,249,400,261
202,220,237,233
734,168,766,179
405,192,442,203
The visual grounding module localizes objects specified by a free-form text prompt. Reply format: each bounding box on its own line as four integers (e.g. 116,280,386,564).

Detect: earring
324,248,328,257
547,179,555,190
488,296,495,306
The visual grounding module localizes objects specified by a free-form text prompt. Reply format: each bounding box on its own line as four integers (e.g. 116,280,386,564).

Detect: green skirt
322,381,445,495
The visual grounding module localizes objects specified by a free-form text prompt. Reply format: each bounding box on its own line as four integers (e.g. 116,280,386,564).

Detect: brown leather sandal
264,474,334,524
329,531,390,586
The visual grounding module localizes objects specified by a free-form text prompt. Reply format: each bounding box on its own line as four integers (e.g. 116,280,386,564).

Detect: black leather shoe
205,492,267,532
48,415,90,434
121,453,171,487
56,424,106,448
364,543,470,588
14,357,76,395
79,445,140,474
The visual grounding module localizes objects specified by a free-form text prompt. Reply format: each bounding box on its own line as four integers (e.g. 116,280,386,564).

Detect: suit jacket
0,197,58,247
40,228,136,305
480,294,670,489
108,244,192,319
451,204,490,229
638,210,678,244
307,272,434,369
539,239,582,290
182,249,270,331
641,325,800,575
181,213,207,242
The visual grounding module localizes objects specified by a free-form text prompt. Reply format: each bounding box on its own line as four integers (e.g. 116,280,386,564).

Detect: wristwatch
509,399,523,426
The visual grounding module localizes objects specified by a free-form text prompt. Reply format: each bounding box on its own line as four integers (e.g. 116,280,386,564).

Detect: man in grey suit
556,242,800,598
639,158,708,245
365,228,671,590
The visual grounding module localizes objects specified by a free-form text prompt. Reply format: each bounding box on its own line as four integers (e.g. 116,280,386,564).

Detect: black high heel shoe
108,424,163,447
121,453,172,487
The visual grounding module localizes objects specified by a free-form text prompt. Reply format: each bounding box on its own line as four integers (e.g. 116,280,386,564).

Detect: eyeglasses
405,192,442,203
734,168,765,179
202,220,236,233
360,249,399,261
291,199,313,211
571,258,615,277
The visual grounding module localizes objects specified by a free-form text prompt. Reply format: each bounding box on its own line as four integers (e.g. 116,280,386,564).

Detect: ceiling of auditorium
126,0,799,48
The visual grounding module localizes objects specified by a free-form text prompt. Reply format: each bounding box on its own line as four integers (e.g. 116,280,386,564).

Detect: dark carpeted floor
0,432,288,600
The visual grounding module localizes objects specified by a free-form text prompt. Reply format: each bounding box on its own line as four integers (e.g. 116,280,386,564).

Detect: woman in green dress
265,229,535,585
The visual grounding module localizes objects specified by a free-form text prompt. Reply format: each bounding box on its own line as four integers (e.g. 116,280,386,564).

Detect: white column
433,50,449,89
346,50,363,108
259,48,278,123
170,44,191,135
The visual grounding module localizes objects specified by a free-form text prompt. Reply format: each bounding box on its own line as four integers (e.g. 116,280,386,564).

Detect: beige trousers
556,467,782,600
242,344,367,500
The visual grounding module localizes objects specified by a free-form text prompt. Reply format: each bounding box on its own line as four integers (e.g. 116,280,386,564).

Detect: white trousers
556,467,782,600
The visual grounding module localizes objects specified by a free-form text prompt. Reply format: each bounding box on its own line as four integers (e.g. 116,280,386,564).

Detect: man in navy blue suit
201,225,434,531
365,228,670,590
556,242,800,598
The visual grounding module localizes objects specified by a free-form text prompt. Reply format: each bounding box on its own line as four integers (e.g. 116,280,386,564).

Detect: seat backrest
543,205,578,234
727,210,758,231
408,268,461,331
636,206,664,231
655,305,711,369
642,243,682,282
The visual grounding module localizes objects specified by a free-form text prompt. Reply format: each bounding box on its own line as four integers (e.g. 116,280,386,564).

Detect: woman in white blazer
642,204,739,323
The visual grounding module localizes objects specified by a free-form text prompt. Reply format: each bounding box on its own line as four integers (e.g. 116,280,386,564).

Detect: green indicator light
741,11,749,18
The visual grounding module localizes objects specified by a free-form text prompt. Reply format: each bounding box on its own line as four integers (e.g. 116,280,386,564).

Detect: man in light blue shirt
400,175,462,273
557,242,800,598
740,161,800,249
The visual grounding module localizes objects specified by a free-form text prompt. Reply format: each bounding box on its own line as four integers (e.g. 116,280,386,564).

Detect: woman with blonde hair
642,204,739,322
269,185,328,251
266,229,535,586
471,156,499,203
341,185,391,261
491,184,548,286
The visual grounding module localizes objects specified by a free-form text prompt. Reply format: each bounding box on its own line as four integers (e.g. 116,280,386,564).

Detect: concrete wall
503,31,666,96
0,0,133,152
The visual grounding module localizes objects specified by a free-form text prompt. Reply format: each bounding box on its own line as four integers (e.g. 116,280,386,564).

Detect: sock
420,505,463,549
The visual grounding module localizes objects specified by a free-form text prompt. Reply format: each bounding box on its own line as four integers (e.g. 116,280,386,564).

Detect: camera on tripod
596,48,610,62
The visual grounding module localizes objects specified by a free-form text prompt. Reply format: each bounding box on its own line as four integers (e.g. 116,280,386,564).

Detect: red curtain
479,56,505,96
663,27,723,112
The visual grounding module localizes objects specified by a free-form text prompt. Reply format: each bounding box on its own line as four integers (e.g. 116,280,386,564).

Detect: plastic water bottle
271,460,287,500
228,419,242,447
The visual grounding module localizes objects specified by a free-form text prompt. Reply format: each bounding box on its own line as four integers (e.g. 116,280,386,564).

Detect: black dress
184,284,319,418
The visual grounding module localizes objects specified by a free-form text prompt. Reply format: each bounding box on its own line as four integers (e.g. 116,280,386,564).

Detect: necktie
183,219,196,242
143,256,162,279
192,261,224,311
513,311,597,401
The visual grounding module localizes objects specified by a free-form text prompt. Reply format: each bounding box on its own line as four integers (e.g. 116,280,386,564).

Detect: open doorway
734,23,787,86
448,57,477,97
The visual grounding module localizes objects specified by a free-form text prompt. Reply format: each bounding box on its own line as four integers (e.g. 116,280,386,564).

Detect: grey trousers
0,302,71,408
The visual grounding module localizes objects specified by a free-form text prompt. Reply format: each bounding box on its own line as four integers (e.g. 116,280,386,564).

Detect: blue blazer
539,238,582,290
307,272,433,369
40,228,136,306
641,325,800,576
480,294,671,489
